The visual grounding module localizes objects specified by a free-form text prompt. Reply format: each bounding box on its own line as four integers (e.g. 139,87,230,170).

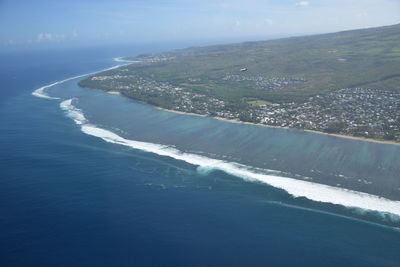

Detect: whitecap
33,57,400,219
32,58,133,100
74,122,400,217
60,99,87,125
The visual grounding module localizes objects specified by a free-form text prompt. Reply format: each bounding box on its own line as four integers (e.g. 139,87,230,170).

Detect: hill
79,24,400,142
124,23,400,102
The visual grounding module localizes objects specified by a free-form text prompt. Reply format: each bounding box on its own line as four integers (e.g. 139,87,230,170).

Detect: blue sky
0,0,399,48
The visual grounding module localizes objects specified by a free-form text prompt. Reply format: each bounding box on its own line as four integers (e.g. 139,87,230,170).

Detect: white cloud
296,1,310,7
36,32,68,43
36,33,54,42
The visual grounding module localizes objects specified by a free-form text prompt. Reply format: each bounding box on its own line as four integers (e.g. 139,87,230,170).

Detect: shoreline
96,58,400,146
155,106,400,146
32,58,400,220
67,95,400,208
38,80,400,211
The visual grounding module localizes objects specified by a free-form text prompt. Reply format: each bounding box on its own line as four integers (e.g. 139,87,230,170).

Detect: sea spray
32,59,134,99
33,58,400,221
60,99,87,125
57,99,400,217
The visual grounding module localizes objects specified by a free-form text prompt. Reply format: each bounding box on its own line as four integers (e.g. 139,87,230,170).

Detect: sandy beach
155,106,400,146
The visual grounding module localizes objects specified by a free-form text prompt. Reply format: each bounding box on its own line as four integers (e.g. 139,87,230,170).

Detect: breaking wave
32,59,133,99
32,57,400,221
59,98,400,218
60,99,87,125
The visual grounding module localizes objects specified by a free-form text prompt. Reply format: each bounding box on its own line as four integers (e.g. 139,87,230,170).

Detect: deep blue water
1,45,400,267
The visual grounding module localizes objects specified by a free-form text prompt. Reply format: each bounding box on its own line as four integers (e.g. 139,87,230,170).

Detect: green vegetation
120,23,400,103
79,23,400,142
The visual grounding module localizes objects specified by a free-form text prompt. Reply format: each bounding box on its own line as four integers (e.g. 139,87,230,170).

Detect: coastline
20,46,400,264
82,58,400,147
155,106,400,146
34,74,400,214
61,97,400,213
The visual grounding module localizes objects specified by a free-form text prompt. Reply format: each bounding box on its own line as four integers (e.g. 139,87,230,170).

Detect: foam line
35,56,400,219
84,125,400,215
60,99,87,125
59,98,400,217
32,58,135,100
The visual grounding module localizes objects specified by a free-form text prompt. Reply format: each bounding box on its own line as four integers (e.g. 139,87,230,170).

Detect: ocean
1,44,400,267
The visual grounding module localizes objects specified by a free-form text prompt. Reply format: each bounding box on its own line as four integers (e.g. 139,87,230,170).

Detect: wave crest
32,59,133,100
54,100,399,217
31,57,400,219
60,99,87,125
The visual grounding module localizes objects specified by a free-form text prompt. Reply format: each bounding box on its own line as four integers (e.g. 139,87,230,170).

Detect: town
222,74,307,91
80,71,400,142
255,87,400,141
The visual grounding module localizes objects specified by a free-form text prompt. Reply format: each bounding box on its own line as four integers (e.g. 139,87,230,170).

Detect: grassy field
247,100,271,106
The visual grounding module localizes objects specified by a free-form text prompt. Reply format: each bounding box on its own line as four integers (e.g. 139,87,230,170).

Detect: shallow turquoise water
50,76,400,201
1,46,400,266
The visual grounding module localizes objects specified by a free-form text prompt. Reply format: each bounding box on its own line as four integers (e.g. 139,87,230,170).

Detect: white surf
60,98,400,218
32,59,133,99
32,58,400,219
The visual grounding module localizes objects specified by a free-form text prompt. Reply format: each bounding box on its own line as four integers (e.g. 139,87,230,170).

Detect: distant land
79,24,400,143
